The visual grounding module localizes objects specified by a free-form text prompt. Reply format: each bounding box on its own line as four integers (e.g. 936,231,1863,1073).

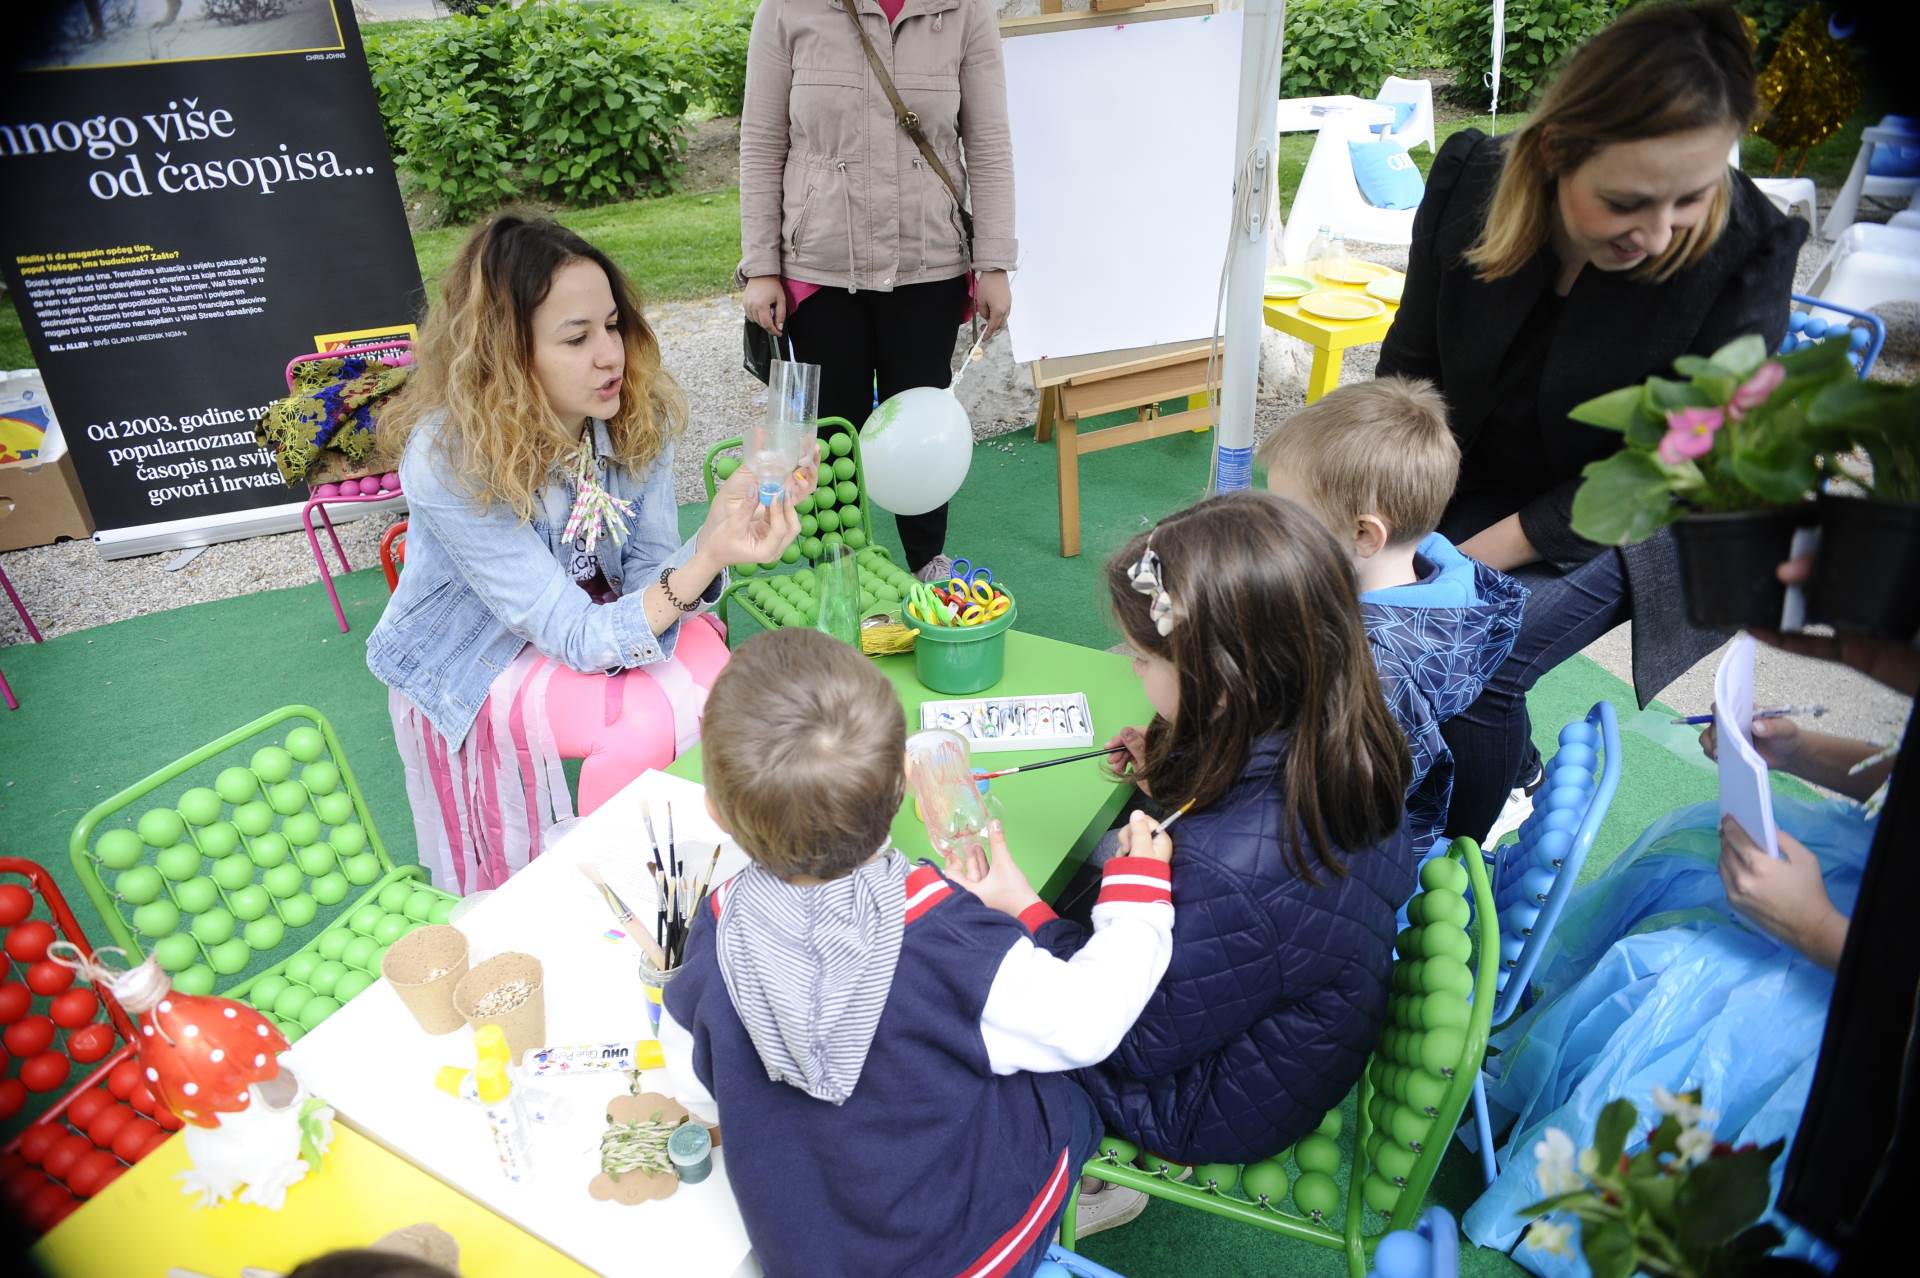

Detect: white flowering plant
1517,1088,1785,1278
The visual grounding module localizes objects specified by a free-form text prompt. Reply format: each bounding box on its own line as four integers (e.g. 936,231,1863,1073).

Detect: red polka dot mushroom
48,943,335,1209
134,990,287,1128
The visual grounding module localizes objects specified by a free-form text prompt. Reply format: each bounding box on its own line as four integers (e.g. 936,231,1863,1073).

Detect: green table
668,630,1150,898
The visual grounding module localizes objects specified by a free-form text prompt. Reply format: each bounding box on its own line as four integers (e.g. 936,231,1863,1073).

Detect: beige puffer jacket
736,0,1018,292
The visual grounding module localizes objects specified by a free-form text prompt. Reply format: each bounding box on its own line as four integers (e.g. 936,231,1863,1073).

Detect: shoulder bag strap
839,1,969,224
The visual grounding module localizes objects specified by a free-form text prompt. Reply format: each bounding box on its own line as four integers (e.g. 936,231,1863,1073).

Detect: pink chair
285,342,413,633
0,556,43,711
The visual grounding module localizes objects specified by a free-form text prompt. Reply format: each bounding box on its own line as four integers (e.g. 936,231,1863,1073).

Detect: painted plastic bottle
478,1027,533,1182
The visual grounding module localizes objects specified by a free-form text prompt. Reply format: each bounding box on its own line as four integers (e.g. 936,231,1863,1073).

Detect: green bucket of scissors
903,568,1016,695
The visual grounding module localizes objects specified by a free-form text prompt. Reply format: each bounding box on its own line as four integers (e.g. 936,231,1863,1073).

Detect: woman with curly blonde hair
368,215,806,893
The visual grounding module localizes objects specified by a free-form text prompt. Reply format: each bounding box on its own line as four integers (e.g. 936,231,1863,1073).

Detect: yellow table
1262,267,1405,401
31,1125,595,1278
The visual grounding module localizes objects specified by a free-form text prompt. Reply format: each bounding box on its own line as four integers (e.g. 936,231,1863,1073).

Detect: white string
48,941,173,1030
948,341,986,394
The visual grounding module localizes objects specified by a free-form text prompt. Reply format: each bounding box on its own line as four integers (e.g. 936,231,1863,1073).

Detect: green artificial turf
0,422,1815,1273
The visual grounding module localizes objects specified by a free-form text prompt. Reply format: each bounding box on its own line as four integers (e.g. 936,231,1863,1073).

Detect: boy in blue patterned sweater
660,629,1177,1278
1261,377,1528,864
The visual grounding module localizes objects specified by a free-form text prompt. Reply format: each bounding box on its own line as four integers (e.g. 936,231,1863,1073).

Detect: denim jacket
366,413,722,747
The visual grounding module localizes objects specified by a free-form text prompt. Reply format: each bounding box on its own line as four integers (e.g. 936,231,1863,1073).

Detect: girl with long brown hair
1378,1,1804,848
949,491,1414,1231
367,215,806,894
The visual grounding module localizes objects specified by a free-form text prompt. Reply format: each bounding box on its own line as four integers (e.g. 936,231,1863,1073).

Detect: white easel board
1000,10,1243,364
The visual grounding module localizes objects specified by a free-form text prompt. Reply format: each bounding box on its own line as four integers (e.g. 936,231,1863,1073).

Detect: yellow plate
1366,274,1405,305
1298,291,1388,321
1315,259,1387,285
1264,273,1312,299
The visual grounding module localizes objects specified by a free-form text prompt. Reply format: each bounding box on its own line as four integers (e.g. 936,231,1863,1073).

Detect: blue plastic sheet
1463,796,1871,1276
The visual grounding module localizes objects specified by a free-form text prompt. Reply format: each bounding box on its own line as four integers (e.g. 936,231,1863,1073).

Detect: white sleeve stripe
1101,874,1174,890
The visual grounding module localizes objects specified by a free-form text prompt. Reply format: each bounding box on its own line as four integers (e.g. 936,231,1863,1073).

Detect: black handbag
743,316,773,384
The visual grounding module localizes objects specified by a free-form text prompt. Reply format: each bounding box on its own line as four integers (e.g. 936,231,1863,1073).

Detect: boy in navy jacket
1261,377,1528,860
660,629,1176,1278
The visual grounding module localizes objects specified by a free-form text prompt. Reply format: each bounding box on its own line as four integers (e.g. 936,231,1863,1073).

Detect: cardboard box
0,375,94,551
0,448,94,551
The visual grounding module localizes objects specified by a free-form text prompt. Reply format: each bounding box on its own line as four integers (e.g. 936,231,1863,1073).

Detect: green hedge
1281,0,1420,99
365,1,754,224
1430,0,1623,110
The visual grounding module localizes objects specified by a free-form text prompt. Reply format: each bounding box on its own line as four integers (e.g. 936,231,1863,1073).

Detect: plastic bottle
744,416,807,507
1305,224,1332,276
1322,232,1350,281
906,730,998,862
748,359,821,505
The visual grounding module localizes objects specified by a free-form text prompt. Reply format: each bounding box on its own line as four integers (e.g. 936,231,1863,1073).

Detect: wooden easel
1032,342,1217,557
1000,1,1223,558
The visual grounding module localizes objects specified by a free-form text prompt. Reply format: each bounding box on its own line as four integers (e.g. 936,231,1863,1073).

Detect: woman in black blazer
1377,1,1805,841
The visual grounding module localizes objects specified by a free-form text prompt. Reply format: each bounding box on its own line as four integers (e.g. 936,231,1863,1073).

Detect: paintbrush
972,744,1124,781
666,800,679,881
693,843,723,914
1153,799,1196,836
579,863,666,967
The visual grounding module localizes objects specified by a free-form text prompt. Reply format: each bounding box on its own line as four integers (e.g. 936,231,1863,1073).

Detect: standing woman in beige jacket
739,0,1016,578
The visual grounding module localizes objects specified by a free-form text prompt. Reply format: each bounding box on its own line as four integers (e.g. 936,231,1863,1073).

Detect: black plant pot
1672,508,1814,630
1807,494,1920,642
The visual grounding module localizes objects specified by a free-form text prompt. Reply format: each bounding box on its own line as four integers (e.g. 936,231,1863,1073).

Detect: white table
288,771,759,1278
1276,93,1396,134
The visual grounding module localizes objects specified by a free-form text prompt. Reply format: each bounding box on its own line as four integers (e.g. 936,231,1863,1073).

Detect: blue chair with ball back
1463,701,1622,1185
1779,293,1887,378
1368,1207,1460,1278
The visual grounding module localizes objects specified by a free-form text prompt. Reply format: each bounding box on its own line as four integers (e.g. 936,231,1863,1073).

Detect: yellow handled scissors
948,578,997,607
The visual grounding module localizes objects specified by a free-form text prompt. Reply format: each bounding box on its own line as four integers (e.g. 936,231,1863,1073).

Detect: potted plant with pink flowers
1567,332,1919,629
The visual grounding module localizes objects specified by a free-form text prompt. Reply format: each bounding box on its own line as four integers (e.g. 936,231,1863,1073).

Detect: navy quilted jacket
1036,735,1415,1164
1361,532,1527,855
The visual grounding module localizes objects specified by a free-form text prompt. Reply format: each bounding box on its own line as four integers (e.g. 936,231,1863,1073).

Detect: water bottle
1305,224,1332,276
1320,232,1350,282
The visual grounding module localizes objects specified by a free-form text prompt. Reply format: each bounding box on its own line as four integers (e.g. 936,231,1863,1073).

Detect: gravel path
3,211,1914,749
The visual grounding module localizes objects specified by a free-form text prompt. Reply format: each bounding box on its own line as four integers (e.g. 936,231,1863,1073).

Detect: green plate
1264,273,1312,300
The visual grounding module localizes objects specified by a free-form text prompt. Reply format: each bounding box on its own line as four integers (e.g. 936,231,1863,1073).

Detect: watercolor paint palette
919,693,1093,753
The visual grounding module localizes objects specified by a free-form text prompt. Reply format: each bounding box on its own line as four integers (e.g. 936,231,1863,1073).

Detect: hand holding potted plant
1566,331,1918,630
1517,1088,1787,1278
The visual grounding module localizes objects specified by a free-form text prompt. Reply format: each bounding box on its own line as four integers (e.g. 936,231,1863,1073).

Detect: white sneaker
915,554,955,584
1071,1181,1149,1238
1482,765,1545,849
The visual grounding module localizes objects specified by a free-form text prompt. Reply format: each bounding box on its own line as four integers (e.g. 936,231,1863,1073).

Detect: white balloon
859,386,972,516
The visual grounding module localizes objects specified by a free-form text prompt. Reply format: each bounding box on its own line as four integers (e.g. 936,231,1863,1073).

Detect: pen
1671,703,1827,727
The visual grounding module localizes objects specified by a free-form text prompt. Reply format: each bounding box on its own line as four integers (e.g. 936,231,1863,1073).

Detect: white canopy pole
1489,0,1506,134
1214,0,1287,492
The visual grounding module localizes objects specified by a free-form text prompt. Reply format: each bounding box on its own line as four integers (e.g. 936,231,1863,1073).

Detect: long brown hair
382,214,686,519
1468,2,1756,283
1107,491,1410,882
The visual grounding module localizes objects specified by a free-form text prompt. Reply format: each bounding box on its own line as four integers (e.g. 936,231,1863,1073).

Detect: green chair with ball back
69,705,459,1046
1059,838,1499,1278
703,417,920,636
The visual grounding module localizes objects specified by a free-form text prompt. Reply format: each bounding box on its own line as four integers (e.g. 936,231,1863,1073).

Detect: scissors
908,583,952,626
948,557,994,595
959,594,1013,626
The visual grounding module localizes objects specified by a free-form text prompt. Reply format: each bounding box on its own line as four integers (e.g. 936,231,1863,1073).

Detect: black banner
1,0,422,539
